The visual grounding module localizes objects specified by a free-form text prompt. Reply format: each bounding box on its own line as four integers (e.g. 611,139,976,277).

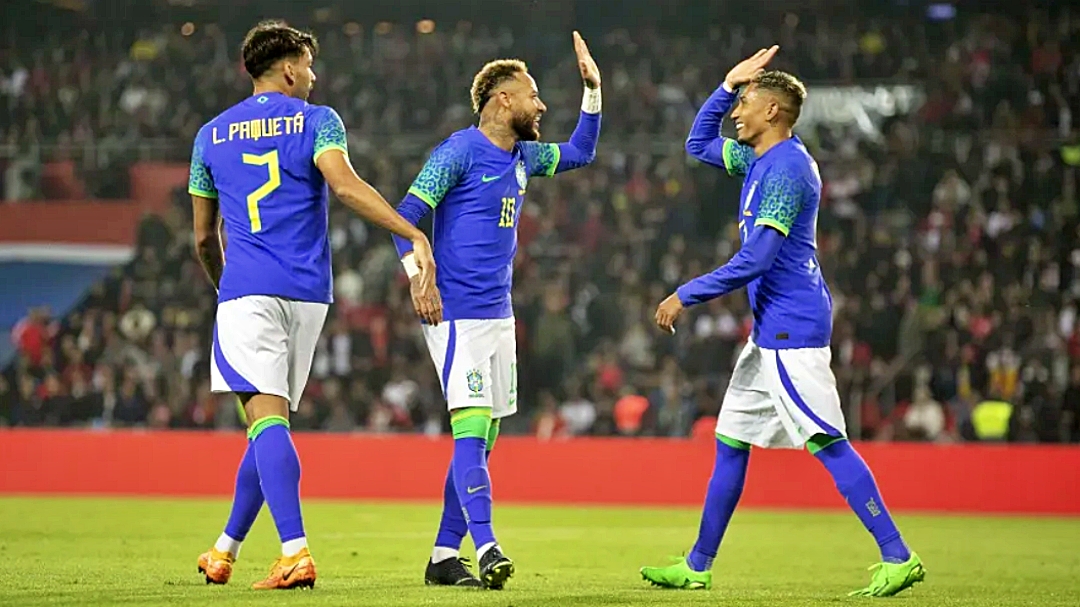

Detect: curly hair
470,59,529,114
751,70,807,123
241,20,319,80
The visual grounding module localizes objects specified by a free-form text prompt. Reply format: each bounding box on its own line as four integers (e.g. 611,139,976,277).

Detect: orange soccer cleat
197,547,235,585
251,547,317,590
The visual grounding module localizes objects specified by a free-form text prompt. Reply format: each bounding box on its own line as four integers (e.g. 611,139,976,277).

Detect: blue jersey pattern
407,127,561,320
730,136,832,349
188,92,348,304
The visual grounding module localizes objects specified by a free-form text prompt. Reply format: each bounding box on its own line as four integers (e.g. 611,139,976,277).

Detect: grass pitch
1,496,1078,606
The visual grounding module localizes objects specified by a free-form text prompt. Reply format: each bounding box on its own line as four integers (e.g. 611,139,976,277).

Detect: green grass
1,496,1078,606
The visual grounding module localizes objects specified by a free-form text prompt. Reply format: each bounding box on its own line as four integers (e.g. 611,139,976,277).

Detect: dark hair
751,70,807,123
241,20,319,80
470,59,528,114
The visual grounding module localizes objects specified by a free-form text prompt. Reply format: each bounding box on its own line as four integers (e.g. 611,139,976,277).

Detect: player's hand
573,31,601,89
408,239,442,325
724,45,779,90
655,293,684,335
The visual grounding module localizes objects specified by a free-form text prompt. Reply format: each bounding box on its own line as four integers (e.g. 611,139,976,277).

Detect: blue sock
251,417,306,547
814,439,911,563
224,440,264,543
452,437,496,551
687,436,749,572
435,450,491,553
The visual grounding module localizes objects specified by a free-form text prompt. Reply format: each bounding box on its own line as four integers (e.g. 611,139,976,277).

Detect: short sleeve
311,106,349,163
722,139,755,177
520,142,561,177
754,167,807,237
407,137,470,208
187,126,217,198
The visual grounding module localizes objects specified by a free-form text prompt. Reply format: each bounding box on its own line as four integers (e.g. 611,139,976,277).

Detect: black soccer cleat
478,546,514,590
424,557,483,587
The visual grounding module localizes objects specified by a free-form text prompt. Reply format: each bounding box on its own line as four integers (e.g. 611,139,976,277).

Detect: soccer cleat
424,557,483,587
478,546,514,590
251,547,317,590
848,552,926,597
196,547,234,585
640,556,712,590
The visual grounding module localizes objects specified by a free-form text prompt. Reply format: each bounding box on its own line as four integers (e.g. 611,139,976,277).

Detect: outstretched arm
677,225,785,305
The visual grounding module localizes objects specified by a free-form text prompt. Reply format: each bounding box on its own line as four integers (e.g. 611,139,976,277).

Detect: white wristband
581,86,602,114
401,254,420,279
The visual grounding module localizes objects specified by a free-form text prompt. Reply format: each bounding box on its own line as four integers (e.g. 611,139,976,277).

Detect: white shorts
422,318,517,419
210,295,328,411
716,340,847,449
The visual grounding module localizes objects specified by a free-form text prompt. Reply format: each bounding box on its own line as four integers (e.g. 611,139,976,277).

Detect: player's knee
450,407,492,440
805,433,845,456
242,392,290,430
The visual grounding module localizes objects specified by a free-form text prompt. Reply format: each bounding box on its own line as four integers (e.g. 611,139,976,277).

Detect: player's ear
281,60,296,87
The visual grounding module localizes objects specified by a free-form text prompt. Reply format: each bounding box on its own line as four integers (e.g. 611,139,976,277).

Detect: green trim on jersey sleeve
408,138,470,209
754,168,804,236
721,138,755,177
521,142,561,177
188,127,218,198
312,107,349,163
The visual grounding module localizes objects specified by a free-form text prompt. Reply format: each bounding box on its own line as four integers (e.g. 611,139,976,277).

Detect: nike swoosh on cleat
481,175,500,183
282,562,300,582
466,485,487,494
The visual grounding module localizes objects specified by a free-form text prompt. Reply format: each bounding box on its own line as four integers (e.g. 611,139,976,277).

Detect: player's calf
808,435,926,596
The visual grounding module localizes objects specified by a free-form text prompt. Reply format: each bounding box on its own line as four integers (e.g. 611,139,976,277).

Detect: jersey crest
515,160,528,190
466,368,485,397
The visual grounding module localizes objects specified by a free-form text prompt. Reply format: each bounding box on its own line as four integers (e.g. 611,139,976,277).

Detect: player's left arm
188,126,223,290
523,31,602,177
675,167,806,306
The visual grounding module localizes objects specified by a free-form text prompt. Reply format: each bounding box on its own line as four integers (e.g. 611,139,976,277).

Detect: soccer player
189,21,441,590
390,32,602,590
640,47,926,597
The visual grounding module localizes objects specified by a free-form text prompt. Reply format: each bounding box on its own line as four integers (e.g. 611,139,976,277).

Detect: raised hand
724,45,779,90
574,31,601,89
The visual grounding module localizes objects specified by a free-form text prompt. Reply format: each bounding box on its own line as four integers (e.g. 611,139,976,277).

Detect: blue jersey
721,136,832,349
187,92,348,304
405,127,563,320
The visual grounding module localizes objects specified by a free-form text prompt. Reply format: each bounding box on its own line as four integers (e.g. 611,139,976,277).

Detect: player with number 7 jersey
187,21,439,591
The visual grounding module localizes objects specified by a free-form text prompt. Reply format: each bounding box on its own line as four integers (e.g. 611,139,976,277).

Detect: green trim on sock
806,434,845,455
451,407,492,440
247,415,289,440
236,397,248,426
716,433,751,451
486,419,501,452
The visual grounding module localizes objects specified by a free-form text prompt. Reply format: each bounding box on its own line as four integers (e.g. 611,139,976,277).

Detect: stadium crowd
3,7,1080,443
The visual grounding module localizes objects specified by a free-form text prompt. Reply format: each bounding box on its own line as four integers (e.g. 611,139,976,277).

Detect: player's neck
252,80,292,98
753,129,793,158
477,120,518,152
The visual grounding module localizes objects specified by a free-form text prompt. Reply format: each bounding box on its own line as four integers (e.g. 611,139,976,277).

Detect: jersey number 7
242,150,281,233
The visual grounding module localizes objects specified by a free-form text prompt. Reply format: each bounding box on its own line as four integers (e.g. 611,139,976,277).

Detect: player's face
508,72,547,141
731,85,773,146
286,47,316,100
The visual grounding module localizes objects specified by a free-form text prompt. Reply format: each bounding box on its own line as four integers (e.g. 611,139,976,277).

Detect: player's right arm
311,107,441,324
686,46,778,175
188,125,223,291
390,137,470,262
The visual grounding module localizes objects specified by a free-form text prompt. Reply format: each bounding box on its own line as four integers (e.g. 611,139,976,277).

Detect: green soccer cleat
848,552,926,597
640,556,712,590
